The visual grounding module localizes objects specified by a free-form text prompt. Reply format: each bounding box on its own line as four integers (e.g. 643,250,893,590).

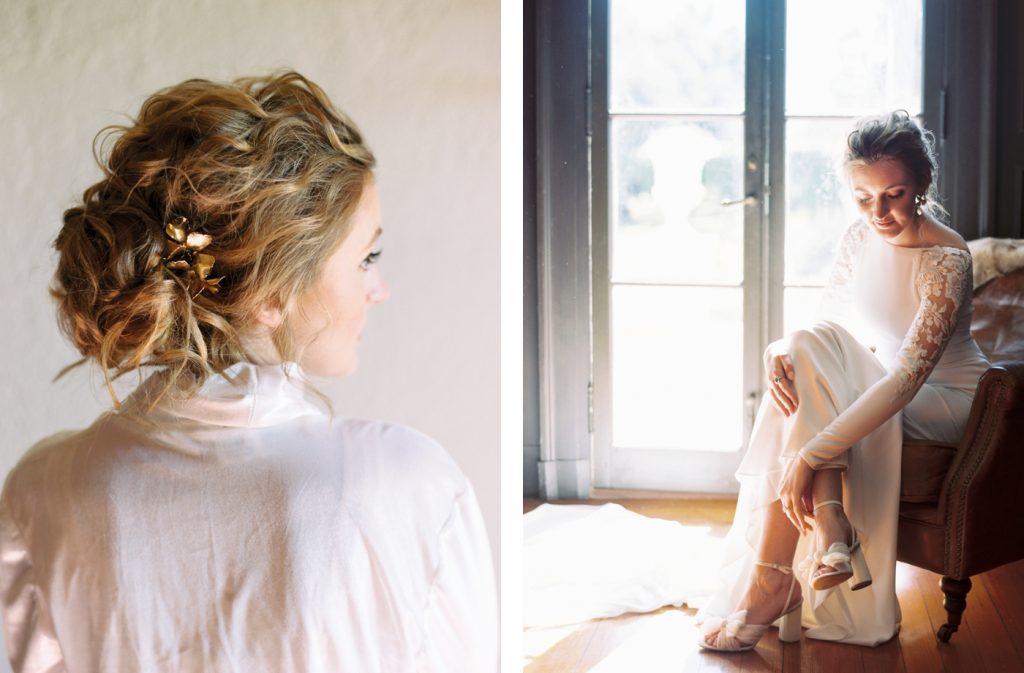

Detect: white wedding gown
697,219,991,645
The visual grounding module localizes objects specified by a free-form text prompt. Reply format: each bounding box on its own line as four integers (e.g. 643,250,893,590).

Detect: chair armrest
937,363,1024,575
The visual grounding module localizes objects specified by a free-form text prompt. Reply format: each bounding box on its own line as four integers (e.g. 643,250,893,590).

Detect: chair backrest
971,268,1024,364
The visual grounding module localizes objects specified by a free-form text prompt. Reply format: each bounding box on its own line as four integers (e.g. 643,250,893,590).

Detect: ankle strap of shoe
813,500,843,512
755,561,800,615
754,560,793,574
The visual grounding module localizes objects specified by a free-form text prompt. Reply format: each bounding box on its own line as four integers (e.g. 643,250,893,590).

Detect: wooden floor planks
523,498,1024,673
980,562,1024,664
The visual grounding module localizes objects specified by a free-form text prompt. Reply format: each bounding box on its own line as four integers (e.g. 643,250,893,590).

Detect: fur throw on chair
967,237,1024,290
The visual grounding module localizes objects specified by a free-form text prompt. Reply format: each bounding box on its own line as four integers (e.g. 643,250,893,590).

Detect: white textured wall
0,0,499,664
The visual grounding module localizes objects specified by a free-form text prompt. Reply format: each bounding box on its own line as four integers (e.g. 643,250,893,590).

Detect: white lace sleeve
798,246,973,467
892,248,972,397
816,220,868,326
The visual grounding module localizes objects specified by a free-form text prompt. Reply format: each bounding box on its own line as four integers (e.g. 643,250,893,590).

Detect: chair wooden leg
937,576,972,642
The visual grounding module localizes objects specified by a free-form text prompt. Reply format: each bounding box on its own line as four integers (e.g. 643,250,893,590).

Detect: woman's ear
253,299,284,329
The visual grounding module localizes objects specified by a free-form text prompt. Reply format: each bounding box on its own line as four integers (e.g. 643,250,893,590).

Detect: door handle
721,195,759,207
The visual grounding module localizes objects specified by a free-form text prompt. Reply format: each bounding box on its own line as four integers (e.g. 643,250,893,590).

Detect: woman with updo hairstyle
696,111,990,651
0,72,496,672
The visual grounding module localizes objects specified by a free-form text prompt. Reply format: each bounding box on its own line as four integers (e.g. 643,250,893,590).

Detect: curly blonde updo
52,71,375,405
844,110,947,220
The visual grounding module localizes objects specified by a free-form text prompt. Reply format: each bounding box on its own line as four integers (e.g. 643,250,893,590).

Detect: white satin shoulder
0,362,497,673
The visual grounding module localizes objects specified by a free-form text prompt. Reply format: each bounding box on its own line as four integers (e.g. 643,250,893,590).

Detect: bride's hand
779,456,814,534
766,349,798,417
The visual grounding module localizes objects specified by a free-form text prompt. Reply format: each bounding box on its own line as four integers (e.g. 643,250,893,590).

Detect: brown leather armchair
897,267,1024,642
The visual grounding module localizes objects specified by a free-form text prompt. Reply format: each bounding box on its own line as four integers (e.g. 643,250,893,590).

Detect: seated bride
697,110,990,651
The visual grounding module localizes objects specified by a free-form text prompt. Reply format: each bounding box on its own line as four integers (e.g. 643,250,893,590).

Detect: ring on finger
773,374,784,384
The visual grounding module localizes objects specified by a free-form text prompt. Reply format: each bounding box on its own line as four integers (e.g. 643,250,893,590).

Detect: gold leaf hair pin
161,215,224,299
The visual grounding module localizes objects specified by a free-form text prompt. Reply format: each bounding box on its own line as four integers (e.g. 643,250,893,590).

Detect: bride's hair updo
52,71,375,405
844,110,947,220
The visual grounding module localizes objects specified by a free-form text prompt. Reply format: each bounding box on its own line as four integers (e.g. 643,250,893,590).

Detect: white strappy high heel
804,500,872,591
698,561,803,652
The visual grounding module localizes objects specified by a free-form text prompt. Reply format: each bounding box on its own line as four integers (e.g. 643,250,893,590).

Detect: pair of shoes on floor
803,500,872,592
698,561,803,652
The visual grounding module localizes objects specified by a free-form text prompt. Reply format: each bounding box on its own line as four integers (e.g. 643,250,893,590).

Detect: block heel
849,544,872,591
698,561,803,651
778,606,803,643
806,500,872,592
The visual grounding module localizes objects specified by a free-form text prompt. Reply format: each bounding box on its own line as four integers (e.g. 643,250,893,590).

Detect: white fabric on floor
524,503,723,628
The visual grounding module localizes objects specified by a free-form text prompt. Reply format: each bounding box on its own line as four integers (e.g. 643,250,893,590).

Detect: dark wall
994,0,1024,237
523,0,540,497
930,0,1022,239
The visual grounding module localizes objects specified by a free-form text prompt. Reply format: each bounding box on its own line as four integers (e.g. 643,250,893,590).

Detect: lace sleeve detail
892,247,972,398
798,245,974,468
817,220,868,323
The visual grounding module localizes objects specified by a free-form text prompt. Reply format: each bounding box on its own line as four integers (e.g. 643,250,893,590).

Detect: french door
591,0,926,493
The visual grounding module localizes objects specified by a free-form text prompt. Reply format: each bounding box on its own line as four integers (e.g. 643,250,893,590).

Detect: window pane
612,285,743,451
784,118,853,285
784,286,826,336
786,0,923,116
610,0,745,113
611,119,744,285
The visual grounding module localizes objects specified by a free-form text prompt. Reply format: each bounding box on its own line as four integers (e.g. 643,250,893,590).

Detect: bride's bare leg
705,499,802,644
810,467,853,577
